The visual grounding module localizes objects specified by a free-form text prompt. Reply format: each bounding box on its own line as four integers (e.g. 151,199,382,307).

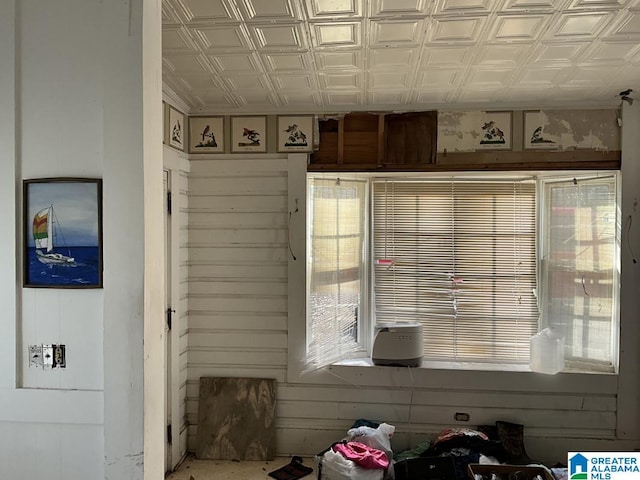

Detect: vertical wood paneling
186,154,627,467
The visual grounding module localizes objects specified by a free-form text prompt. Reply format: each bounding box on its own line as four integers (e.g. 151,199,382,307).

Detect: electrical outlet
53,344,66,368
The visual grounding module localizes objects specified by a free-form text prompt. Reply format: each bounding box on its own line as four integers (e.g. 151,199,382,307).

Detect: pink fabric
333,441,390,470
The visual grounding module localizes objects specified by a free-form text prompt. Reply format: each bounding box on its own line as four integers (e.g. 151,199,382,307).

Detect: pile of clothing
394,421,537,480
316,422,396,480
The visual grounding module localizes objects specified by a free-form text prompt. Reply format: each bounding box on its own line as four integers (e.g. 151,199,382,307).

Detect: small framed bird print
231,116,267,153
277,115,314,153
477,111,512,150
189,116,225,153
523,110,557,149
167,105,185,151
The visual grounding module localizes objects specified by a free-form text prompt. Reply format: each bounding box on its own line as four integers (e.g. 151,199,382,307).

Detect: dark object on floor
395,456,457,480
467,463,554,480
495,421,533,464
352,418,381,429
268,456,314,480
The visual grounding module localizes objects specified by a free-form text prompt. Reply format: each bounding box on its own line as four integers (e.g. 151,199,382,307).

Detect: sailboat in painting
32,205,75,265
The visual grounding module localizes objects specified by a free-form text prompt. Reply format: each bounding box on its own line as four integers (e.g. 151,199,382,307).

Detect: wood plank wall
186,155,626,465
175,166,190,459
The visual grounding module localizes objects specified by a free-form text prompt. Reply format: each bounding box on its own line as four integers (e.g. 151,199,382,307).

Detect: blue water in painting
26,246,100,287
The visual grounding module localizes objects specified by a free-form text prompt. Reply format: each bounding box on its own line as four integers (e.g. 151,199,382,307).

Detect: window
306,171,620,374
306,178,368,370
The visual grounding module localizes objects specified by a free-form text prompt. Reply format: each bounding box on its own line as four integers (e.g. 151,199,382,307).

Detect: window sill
289,357,617,395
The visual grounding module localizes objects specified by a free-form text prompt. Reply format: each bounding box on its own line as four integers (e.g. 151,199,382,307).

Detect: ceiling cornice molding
162,83,191,114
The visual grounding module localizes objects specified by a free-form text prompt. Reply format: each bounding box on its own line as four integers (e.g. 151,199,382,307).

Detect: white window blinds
372,179,538,363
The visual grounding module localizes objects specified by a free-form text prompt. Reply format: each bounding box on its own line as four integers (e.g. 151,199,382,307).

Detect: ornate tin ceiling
162,0,640,114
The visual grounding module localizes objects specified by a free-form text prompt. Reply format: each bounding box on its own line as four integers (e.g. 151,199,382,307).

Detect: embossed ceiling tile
422,45,474,66
179,75,222,91
208,53,262,73
429,17,487,43
370,92,407,104
605,10,640,39
369,71,410,89
455,88,504,104
262,53,310,72
568,0,630,9
312,22,362,47
416,68,462,89
564,65,622,85
315,50,363,69
306,0,362,19
279,92,322,107
414,90,453,104
322,92,363,105
369,48,416,69
163,27,199,53
488,15,551,41
162,1,181,24
530,42,589,63
271,74,318,91
370,19,424,46
191,25,252,52
551,12,615,38
318,72,363,89
163,54,212,74
582,41,640,62
176,0,237,23
237,92,280,107
193,92,238,108
251,24,306,50
513,66,571,87
474,44,530,65
466,67,517,88
501,0,558,13
497,87,558,106
435,0,494,15
223,75,271,90
614,65,640,85
238,0,298,22
552,85,608,103
371,0,428,17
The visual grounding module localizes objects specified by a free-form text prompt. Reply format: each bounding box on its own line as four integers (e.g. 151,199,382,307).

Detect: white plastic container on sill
530,327,565,374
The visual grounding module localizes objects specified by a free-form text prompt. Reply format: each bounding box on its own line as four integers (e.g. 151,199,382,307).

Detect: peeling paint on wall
523,109,620,151
439,109,621,152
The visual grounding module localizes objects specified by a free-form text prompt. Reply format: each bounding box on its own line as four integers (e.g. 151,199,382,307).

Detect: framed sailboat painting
23,178,103,288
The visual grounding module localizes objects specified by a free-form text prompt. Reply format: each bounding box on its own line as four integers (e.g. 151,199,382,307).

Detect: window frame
286,157,622,390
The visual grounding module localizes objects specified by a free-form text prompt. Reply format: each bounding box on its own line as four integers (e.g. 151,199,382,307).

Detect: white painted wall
0,0,163,478
186,115,640,466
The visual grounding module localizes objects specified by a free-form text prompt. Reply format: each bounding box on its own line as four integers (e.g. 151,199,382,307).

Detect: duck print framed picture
231,116,267,153
477,111,512,150
23,178,103,288
189,116,225,153
277,115,313,153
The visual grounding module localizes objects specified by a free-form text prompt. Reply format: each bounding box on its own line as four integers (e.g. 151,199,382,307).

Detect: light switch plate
28,345,43,368
42,344,53,368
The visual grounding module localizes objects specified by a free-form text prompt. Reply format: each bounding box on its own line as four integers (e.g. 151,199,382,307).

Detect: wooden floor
167,455,317,480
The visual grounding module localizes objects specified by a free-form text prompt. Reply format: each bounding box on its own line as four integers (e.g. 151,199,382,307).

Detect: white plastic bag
346,423,395,480
317,449,384,480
